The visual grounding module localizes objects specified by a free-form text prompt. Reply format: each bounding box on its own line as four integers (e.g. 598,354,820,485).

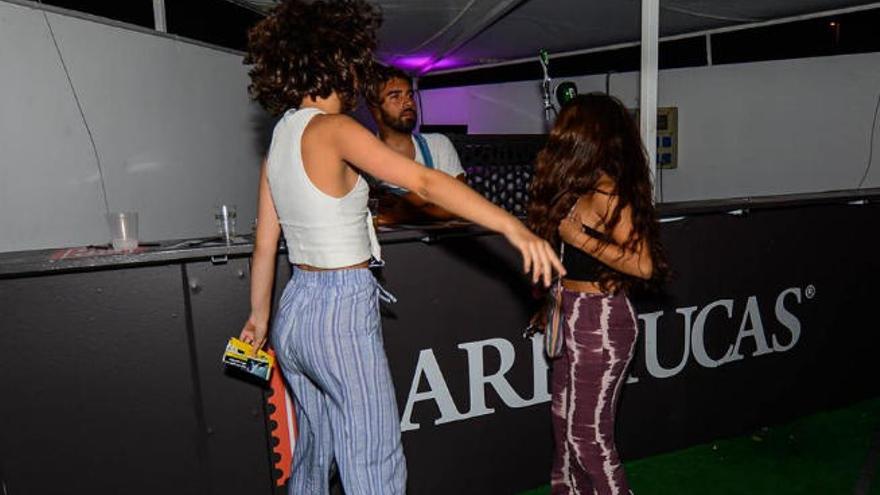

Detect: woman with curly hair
527,93,668,495
238,1,564,493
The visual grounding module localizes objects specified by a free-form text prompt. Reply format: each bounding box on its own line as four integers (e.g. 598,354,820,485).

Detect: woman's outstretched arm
319,114,566,286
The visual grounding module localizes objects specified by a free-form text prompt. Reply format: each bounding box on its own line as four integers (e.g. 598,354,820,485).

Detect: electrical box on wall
656,107,678,170
631,106,679,170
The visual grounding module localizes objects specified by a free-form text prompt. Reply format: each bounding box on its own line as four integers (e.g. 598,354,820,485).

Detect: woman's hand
503,220,566,287
239,315,269,354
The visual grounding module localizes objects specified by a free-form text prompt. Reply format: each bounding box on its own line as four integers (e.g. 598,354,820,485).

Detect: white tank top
266,107,381,268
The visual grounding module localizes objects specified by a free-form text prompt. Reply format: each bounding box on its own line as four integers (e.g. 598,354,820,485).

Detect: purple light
390,55,467,73
428,57,464,71
392,56,433,70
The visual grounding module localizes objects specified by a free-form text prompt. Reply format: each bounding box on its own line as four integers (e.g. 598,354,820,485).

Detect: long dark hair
527,93,668,292
244,0,382,115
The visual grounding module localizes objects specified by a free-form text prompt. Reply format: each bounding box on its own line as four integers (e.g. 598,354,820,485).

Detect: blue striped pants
271,267,407,494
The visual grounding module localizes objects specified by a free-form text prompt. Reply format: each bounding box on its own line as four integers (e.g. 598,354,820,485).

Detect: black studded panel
448,134,546,218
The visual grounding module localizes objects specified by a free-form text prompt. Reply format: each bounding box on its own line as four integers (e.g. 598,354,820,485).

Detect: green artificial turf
519,397,880,495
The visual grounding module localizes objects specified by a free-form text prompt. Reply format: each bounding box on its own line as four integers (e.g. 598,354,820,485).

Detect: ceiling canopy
233,0,878,73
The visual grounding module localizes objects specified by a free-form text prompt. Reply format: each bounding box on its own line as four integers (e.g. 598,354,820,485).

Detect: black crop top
561,188,617,282
562,226,613,282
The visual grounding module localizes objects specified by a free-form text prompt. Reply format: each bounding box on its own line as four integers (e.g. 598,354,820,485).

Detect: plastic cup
215,205,237,243
106,212,138,251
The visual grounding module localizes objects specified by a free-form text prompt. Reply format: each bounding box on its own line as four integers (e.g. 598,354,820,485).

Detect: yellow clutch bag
222,337,275,381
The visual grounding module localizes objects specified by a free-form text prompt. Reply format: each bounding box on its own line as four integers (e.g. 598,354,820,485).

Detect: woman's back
266,107,378,268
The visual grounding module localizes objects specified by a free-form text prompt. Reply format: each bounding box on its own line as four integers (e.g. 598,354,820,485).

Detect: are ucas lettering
399,286,810,432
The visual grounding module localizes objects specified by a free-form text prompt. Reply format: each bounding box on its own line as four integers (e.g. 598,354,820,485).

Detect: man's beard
382,110,417,133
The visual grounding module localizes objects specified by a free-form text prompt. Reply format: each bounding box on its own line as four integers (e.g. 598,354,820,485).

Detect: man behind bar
366,66,467,224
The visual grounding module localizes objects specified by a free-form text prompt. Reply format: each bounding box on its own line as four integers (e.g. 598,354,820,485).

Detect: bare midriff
561,278,605,294
295,259,370,271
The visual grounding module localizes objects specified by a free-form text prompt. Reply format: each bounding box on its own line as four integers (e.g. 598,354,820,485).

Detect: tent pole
640,0,659,201
152,0,166,33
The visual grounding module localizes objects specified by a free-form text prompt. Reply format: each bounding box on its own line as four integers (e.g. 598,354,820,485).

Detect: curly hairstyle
244,0,382,115
527,93,668,293
364,65,412,108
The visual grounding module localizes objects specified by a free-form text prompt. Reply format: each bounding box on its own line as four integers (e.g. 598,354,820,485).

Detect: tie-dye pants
271,267,407,494
550,290,638,495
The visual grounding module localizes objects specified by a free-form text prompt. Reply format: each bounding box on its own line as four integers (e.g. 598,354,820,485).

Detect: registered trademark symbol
805,285,816,299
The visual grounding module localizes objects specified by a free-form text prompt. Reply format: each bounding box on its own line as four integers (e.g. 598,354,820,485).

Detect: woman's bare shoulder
594,174,617,195
572,186,618,223
307,112,358,134
302,113,369,151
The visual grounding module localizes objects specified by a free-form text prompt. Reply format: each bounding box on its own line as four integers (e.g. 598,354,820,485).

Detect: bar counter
1,189,878,495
